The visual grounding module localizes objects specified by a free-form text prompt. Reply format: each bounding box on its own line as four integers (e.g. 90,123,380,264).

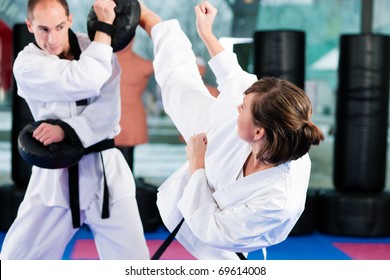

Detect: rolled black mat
334,34,390,193
11,23,35,188
0,184,25,231
135,178,162,232
289,189,318,236
317,189,390,236
253,30,305,89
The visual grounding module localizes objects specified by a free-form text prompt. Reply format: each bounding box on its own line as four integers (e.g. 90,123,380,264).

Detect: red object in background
70,239,196,260
0,20,13,92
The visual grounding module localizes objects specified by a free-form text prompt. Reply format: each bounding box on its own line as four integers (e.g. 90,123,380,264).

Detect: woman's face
237,92,258,143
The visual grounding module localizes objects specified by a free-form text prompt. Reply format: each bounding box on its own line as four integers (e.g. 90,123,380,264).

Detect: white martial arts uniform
152,20,311,260
0,32,149,260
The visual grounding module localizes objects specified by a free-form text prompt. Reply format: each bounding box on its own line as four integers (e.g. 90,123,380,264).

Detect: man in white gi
139,1,324,259
0,0,149,259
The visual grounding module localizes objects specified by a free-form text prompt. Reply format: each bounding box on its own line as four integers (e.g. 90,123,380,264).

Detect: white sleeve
13,41,113,102
175,169,270,252
209,50,258,102
151,20,216,142
62,56,121,147
176,167,306,252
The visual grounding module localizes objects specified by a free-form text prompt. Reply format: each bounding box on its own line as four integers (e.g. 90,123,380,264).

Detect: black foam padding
135,178,162,232
334,34,390,193
289,189,318,236
0,185,25,231
11,23,35,187
317,189,390,236
18,120,84,169
87,0,140,52
253,30,305,89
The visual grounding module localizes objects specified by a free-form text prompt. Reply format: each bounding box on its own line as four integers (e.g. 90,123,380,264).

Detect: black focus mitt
18,119,84,169
87,0,141,52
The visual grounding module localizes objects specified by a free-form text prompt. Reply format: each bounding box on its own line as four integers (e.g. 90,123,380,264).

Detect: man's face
26,1,72,56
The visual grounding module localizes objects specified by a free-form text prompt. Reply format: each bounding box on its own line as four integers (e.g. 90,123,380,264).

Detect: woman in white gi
139,1,325,259
0,0,149,259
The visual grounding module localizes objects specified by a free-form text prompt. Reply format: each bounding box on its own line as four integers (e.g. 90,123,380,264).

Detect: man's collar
33,29,81,60
68,29,81,60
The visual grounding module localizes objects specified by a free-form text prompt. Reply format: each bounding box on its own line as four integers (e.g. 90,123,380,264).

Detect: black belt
68,139,115,228
76,99,88,106
151,218,247,260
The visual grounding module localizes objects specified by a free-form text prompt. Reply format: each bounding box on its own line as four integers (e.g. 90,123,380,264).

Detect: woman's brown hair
244,77,325,166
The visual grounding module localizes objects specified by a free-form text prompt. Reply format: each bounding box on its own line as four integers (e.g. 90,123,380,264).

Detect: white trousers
0,191,150,260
